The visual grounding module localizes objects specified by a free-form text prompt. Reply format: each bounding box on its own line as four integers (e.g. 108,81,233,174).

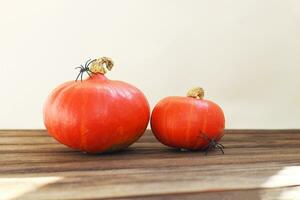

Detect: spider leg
75,71,81,81
84,60,91,68
76,65,84,70
205,148,209,156
218,143,225,148
205,144,212,156
216,145,224,154
86,70,92,78
75,65,85,80
215,144,224,154
86,59,96,68
80,71,84,82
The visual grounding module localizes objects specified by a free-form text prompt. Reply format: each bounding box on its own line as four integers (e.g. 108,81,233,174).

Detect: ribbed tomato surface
151,93,225,150
44,74,150,153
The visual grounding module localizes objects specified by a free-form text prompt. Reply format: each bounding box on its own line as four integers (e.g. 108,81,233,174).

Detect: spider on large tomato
75,59,96,82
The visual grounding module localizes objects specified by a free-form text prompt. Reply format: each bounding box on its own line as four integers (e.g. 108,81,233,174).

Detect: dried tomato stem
187,87,204,99
90,57,114,74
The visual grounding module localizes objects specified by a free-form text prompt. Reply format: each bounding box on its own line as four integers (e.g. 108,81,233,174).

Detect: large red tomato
44,57,150,153
151,87,225,151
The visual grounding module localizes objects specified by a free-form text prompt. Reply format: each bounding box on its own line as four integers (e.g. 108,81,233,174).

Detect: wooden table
1,130,300,200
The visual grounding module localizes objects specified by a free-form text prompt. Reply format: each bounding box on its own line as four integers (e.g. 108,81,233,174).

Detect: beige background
0,0,299,129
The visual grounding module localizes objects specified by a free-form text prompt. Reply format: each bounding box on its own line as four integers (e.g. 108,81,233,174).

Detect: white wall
0,0,299,129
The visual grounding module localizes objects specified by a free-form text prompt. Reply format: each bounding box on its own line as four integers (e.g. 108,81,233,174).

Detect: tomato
150,87,225,151
43,57,150,153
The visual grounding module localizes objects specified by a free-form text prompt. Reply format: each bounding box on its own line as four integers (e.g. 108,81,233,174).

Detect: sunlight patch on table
261,166,300,199
0,176,62,200
261,166,300,187
279,186,300,200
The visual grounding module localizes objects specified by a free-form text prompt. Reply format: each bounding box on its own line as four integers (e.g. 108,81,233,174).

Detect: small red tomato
151,87,225,151
44,57,150,153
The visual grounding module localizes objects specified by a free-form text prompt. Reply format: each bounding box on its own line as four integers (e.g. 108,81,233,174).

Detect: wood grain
0,129,300,200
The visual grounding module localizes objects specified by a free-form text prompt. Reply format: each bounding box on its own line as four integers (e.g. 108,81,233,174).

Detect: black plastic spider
199,133,225,155
75,59,96,82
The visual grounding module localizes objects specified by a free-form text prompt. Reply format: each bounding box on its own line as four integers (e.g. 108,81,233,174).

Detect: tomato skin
44,74,150,153
150,96,225,150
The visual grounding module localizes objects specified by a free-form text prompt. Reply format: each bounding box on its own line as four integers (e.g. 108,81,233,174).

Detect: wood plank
106,186,300,200
2,166,300,200
0,129,300,200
